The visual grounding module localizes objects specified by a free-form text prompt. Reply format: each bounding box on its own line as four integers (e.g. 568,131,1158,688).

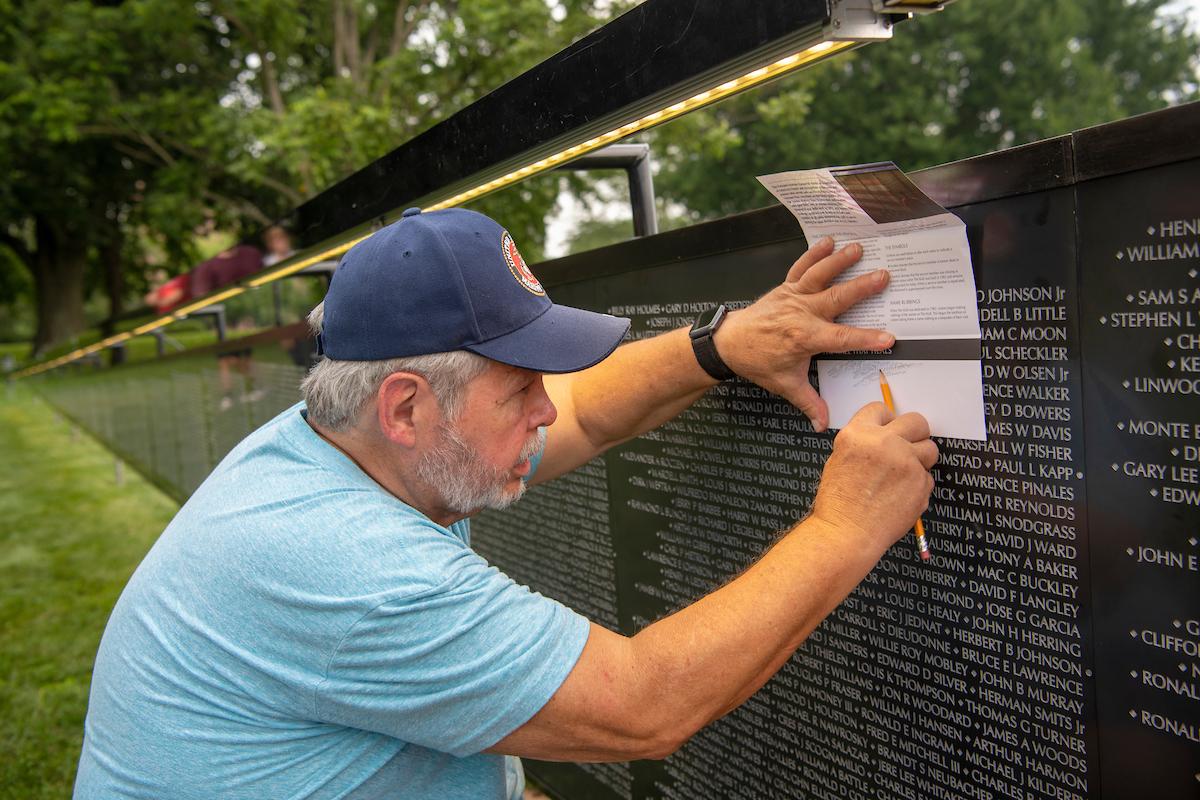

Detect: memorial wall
32,106,1197,800
471,106,1200,800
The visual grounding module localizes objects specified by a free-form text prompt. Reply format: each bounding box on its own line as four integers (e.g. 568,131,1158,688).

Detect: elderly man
75,208,936,799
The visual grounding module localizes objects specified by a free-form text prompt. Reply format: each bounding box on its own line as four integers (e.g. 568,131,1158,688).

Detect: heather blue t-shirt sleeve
313,522,589,758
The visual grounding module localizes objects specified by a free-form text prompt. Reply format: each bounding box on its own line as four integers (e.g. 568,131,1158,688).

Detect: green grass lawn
0,385,557,799
0,386,178,798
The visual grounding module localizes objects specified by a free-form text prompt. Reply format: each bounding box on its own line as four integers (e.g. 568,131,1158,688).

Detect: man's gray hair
301,302,489,431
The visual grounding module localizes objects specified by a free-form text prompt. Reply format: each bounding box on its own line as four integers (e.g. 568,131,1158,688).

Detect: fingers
847,400,894,427
784,380,829,433
913,439,939,471
886,411,931,443
818,323,896,353
796,242,864,292
821,269,890,319
785,236,835,283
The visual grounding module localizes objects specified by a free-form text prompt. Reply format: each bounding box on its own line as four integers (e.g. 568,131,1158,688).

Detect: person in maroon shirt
189,244,263,297
186,245,265,409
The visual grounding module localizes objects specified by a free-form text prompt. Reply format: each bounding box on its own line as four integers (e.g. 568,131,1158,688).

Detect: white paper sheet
759,162,987,440
816,360,986,439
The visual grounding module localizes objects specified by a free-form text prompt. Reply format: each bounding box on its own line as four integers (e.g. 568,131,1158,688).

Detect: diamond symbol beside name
1147,225,1156,235
1116,251,1124,260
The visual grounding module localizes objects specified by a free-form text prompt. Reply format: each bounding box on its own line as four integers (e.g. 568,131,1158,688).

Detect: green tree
647,0,1199,221
0,0,252,354
0,0,627,357
201,0,627,261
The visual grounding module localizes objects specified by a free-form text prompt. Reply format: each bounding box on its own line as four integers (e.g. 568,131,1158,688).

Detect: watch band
690,306,737,381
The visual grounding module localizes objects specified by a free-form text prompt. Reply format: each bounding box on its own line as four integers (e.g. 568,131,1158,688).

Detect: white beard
416,423,546,515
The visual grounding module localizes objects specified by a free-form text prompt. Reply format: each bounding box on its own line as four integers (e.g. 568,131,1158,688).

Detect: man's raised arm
533,238,896,484
490,403,936,761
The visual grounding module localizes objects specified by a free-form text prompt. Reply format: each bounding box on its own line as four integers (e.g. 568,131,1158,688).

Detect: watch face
691,305,724,336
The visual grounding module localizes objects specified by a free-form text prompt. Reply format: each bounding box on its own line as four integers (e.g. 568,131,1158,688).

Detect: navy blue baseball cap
318,207,630,373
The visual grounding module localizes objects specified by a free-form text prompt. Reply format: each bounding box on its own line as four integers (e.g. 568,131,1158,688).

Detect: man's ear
376,372,439,448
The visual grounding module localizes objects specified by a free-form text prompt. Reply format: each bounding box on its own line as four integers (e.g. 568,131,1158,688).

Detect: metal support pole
628,152,658,238
556,143,659,237
272,282,284,327
153,329,166,358
187,305,228,342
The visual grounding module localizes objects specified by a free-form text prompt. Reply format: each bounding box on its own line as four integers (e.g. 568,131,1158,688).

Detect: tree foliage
0,0,1196,357
647,0,1200,221
0,0,251,352
0,0,624,354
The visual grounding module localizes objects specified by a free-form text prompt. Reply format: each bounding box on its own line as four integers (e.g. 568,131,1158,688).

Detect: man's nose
531,382,557,428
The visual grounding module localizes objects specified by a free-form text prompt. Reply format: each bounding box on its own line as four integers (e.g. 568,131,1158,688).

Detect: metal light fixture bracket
830,0,897,41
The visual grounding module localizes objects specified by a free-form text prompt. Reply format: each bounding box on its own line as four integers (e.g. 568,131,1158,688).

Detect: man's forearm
628,515,882,747
558,326,718,450
492,374,933,764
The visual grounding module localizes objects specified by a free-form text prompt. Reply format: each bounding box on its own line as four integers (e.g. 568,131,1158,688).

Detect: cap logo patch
501,231,544,296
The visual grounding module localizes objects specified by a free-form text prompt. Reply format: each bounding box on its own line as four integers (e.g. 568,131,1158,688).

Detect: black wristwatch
689,304,737,381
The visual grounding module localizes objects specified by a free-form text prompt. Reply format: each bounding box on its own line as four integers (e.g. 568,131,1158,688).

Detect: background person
262,225,295,267
142,268,191,314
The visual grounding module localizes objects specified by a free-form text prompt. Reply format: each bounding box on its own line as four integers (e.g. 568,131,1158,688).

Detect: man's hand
716,237,894,431
810,402,938,553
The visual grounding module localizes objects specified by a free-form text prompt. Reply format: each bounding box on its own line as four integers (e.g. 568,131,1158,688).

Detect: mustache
519,427,547,463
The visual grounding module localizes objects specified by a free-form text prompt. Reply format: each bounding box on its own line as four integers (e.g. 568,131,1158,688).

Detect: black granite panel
1078,159,1200,800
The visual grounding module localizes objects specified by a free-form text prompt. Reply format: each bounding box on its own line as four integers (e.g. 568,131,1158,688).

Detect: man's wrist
689,305,737,381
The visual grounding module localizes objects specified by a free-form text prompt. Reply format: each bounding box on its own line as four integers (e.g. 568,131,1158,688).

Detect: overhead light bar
13,288,248,378
246,42,860,287
167,286,246,318
247,236,371,286
426,41,853,211
15,0,938,379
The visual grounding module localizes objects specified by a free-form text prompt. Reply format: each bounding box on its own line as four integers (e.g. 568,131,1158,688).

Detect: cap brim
464,304,630,373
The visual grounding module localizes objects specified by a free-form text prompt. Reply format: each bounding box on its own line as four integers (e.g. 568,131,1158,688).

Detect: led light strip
15,39,856,379
246,238,370,287
166,286,247,318
426,41,851,211
15,288,248,377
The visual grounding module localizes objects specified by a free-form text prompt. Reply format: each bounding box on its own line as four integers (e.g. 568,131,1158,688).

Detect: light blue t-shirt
75,403,589,799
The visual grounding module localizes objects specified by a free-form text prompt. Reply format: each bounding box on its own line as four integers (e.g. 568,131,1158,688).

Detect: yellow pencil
879,370,932,561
